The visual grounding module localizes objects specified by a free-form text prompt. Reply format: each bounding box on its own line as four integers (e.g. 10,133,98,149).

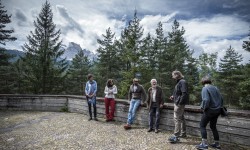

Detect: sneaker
155,129,159,133
210,143,221,149
147,128,153,132
196,143,208,150
124,124,131,130
88,117,92,121
168,136,179,143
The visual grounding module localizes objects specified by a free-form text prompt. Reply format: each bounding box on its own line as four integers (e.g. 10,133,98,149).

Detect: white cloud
180,14,249,64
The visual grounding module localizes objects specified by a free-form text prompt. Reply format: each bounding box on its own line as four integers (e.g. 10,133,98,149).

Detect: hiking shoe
168,136,179,143
155,129,159,133
196,143,208,150
124,124,131,130
210,143,221,149
147,128,153,132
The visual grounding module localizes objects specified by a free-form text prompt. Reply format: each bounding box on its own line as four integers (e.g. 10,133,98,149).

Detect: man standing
147,79,164,133
168,71,189,143
85,74,98,121
124,78,147,130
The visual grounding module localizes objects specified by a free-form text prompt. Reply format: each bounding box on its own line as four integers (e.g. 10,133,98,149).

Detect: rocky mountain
3,42,97,62
62,42,97,61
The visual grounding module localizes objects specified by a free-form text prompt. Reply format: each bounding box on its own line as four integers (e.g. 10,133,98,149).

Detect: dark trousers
87,96,97,118
104,98,116,120
200,109,220,140
149,103,160,129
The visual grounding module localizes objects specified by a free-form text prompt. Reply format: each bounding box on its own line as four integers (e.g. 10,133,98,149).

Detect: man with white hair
146,79,164,133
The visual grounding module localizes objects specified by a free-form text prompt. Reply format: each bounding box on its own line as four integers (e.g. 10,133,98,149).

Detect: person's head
150,79,157,88
106,79,114,87
172,71,184,80
87,74,93,81
201,76,212,85
133,78,139,85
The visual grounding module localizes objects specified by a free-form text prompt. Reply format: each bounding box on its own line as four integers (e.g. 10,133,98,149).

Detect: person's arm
113,85,118,95
85,82,88,96
201,88,210,111
146,88,151,108
104,86,108,95
179,80,188,105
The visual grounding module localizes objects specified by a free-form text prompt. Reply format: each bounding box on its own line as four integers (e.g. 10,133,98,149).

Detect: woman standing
104,79,117,122
196,76,223,150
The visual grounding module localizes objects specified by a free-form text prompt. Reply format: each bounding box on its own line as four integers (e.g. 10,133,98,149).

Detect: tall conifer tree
22,1,67,94
219,46,243,107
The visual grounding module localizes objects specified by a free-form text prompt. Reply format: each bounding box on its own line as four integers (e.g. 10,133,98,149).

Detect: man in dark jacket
168,71,189,143
147,79,164,133
124,78,147,130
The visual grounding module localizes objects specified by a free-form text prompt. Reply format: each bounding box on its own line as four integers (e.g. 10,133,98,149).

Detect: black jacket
173,79,189,105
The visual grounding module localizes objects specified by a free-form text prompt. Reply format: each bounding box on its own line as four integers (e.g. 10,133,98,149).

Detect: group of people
84,71,224,150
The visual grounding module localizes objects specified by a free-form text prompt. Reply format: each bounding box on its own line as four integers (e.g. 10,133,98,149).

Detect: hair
172,70,184,79
201,76,212,85
150,79,157,83
87,74,93,80
106,79,114,87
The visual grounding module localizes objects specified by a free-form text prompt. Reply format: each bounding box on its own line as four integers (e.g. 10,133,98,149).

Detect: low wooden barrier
0,94,249,147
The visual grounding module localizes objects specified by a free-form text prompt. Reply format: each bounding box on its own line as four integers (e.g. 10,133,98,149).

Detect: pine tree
219,46,243,107
239,28,250,109
0,0,16,45
242,27,250,53
97,27,119,79
22,1,68,94
167,20,190,72
0,48,15,93
118,10,145,97
166,20,196,101
154,22,168,87
66,50,91,95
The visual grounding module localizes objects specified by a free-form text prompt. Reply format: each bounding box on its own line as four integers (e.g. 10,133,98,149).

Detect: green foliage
0,48,16,93
219,46,243,107
21,1,68,94
0,0,16,45
66,50,91,95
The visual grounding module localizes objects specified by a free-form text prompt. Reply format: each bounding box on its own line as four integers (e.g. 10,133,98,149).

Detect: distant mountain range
3,42,97,62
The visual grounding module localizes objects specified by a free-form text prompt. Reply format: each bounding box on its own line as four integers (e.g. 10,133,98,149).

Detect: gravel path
0,111,247,150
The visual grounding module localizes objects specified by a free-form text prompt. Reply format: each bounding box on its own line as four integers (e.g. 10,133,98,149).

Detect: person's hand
169,96,174,101
89,94,93,98
160,104,163,108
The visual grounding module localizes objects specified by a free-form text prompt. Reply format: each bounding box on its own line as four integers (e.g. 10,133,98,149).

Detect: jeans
127,99,141,125
104,98,116,120
174,104,186,137
200,109,220,140
86,96,97,118
149,102,160,129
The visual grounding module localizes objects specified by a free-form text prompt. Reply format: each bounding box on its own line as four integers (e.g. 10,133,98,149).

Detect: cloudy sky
2,0,250,63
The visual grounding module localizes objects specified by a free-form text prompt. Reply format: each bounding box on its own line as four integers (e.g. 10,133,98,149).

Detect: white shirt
104,85,118,98
152,88,156,102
